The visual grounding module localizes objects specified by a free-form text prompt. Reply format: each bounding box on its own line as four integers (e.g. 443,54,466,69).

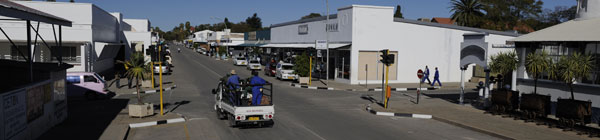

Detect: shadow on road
39,97,129,140
152,100,191,115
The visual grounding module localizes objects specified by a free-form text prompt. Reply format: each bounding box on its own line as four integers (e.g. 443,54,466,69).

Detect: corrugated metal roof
510,18,600,42
271,14,337,28
0,0,71,26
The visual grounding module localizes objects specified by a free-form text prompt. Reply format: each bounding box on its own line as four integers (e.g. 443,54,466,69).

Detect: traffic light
379,49,395,66
380,49,389,64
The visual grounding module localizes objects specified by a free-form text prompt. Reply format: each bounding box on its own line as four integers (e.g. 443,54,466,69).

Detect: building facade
268,5,518,85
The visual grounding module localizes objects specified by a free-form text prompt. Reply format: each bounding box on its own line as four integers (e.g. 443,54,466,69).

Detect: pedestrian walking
422,66,431,84
115,73,121,89
432,67,442,86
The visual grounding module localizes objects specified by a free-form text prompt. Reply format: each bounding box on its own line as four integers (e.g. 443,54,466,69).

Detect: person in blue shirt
431,67,442,87
227,70,240,105
249,71,267,106
422,66,431,84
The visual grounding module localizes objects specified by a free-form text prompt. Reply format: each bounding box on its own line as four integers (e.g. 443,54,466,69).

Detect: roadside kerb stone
289,83,438,92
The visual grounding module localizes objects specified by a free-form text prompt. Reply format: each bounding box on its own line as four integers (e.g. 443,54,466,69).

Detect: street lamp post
211,17,229,59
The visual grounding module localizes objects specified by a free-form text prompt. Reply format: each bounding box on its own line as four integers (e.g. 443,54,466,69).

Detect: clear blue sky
73,0,577,31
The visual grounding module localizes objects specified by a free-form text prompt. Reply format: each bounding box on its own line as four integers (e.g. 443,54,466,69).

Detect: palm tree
556,52,595,99
525,51,550,94
489,51,518,87
119,52,151,104
450,0,484,27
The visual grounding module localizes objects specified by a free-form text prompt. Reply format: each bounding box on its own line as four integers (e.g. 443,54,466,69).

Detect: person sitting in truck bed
227,70,241,105
249,70,266,106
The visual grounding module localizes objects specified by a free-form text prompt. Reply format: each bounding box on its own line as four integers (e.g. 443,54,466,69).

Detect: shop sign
3,89,27,139
315,40,327,50
298,24,308,35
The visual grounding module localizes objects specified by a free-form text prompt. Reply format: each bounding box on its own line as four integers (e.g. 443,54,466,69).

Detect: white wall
123,19,150,32
349,5,516,84
270,8,352,44
91,5,118,43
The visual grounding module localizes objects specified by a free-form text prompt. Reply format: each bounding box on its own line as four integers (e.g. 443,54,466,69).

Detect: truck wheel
228,114,237,127
216,109,224,120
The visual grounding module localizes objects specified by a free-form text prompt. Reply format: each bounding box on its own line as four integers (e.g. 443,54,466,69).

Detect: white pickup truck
213,77,274,127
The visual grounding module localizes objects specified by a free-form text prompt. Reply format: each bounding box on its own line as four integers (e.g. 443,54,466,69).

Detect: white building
208,29,244,47
192,30,213,43
0,1,152,76
267,5,518,85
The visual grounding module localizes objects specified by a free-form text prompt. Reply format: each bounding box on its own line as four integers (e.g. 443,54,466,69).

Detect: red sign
417,69,424,79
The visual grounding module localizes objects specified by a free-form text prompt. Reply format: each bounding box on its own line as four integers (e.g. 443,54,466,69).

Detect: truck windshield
250,60,259,63
237,58,246,60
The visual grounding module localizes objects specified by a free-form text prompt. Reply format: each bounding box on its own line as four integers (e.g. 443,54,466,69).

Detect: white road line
376,112,395,116
308,87,317,89
412,114,432,119
298,124,327,140
168,118,186,123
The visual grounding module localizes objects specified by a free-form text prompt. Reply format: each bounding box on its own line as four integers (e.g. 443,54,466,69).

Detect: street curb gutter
132,85,177,94
365,106,432,119
128,117,186,128
289,83,438,92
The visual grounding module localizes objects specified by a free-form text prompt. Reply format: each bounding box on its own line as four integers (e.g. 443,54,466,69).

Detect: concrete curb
132,85,177,94
128,117,186,128
364,105,513,140
289,83,438,92
365,105,432,119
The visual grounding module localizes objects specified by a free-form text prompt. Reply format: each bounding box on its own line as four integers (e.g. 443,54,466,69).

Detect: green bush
293,52,310,77
218,46,227,56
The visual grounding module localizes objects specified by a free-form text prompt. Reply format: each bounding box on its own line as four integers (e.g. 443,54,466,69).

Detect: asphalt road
124,45,500,140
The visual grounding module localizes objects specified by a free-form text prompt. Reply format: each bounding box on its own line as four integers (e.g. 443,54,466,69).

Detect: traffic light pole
384,50,390,109
158,45,164,116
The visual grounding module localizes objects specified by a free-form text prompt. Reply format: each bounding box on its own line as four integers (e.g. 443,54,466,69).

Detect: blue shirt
227,74,240,89
250,76,266,87
434,70,439,79
425,68,430,76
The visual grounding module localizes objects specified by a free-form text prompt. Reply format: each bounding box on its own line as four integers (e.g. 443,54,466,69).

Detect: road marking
189,55,223,77
412,114,432,119
184,123,190,140
376,112,395,116
298,124,327,140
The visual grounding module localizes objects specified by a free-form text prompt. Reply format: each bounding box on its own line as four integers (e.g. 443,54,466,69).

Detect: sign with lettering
315,40,327,50
326,23,338,32
298,24,308,35
3,89,27,139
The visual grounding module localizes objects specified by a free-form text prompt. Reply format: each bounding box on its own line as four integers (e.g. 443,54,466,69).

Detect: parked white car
276,63,297,80
247,60,261,70
234,57,247,66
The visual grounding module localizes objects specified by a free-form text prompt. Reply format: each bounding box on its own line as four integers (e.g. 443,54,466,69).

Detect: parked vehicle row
66,72,107,100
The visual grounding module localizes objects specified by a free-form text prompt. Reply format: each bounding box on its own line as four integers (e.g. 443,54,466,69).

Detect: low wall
0,71,68,140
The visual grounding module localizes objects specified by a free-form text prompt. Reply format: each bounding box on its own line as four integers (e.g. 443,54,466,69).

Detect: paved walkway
99,108,183,140
368,92,595,140
297,79,478,91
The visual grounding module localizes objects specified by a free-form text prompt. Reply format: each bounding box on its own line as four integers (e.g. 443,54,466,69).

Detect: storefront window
534,42,600,85
337,50,351,79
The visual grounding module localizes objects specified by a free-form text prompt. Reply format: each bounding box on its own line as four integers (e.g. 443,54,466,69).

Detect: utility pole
325,0,330,85
159,45,164,116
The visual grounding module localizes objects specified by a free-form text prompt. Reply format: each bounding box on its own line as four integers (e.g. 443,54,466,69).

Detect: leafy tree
118,53,151,104
394,5,404,18
489,51,518,87
47,0,56,2
293,52,311,77
525,51,550,94
480,0,543,31
185,21,191,32
555,52,595,99
70,0,74,2
224,18,232,29
246,13,262,30
450,0,484,27
301,13,322,20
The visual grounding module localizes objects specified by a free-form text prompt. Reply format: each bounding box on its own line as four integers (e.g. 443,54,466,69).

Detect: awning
238,43,267,47
261,43,350,49
510,18,600,42
0,1,71,26
98,45,122,60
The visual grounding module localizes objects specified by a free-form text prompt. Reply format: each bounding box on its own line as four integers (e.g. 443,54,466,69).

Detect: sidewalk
106,75,175,95
367,93,594,140
99,108,183,140
292,79,478,91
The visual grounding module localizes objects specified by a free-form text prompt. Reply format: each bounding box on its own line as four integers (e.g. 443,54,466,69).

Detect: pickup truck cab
66,72,107,100
213,77,274,127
